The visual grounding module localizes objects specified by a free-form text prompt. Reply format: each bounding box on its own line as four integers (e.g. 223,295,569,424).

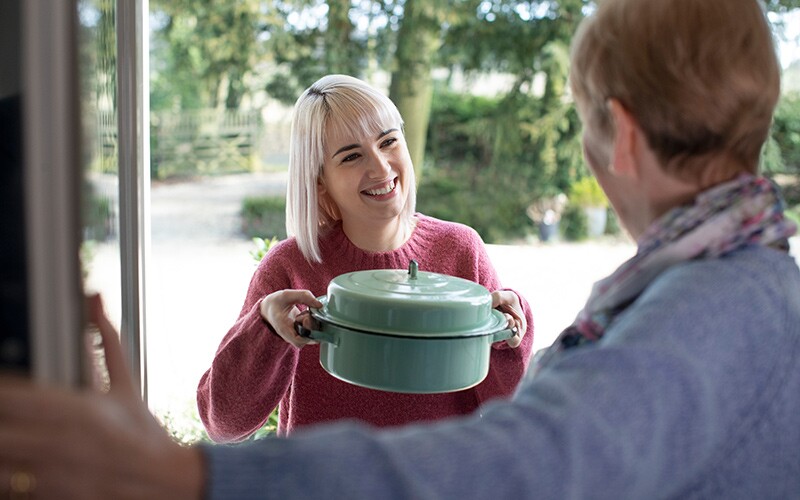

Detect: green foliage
417,169,534,243
769,92,800,176
150,0,270,111
158,401,279,446
82,180,114,241
145,1,800,244
604,208,622,236
250,236,281,263
440,0,587,79
80,240,97,281
761,134,786,174
158,404,212,446
560,204,588,242
785,205,800,226
241,196,287,239
419,83,586,243
764,0,800,13
427,89,499,165
260,2,369,105
767,93,800,212
251,409,280,440
568,176,608,208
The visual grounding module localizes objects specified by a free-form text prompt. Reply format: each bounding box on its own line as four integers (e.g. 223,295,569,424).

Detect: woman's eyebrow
331,129,400,158
332,142,359,158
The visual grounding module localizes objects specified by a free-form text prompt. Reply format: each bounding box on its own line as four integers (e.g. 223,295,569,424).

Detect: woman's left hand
491,290,527,348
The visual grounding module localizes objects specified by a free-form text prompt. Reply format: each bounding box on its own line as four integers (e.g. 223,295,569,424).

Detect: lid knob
408,260,418,280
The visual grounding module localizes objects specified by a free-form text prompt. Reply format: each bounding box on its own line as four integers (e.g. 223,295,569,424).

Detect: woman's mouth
362,178,397,197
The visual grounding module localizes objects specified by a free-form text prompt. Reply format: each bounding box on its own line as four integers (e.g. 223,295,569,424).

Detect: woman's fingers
260,290,322,348
292,310,320,344
491,290,527,348
503,312,523,348
273,289,323,310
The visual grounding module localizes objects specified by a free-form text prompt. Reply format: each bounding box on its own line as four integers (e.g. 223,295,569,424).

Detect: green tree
262,0,368,105
150,0,270,110
416,0,590,242
147,0,800,238
766,0,800,12
388,0,449,181
772,92,800,176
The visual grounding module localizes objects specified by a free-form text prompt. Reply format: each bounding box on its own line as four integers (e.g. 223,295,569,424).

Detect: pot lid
311,260,507,337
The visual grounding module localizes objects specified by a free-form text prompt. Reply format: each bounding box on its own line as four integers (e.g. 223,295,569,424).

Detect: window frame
115,0,150,399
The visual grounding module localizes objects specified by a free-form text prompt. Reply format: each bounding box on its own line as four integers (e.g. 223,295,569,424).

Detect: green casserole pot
296,261,515,393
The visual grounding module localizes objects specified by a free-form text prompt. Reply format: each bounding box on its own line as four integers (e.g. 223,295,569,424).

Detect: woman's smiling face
319,121,413,229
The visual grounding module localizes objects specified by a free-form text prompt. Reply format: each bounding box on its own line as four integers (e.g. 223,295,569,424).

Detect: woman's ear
607,99,641,179
316,178,341,221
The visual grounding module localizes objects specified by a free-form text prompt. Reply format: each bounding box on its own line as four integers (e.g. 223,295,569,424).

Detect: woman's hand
259,289,323,348
0,295,204,500
491,290,527,348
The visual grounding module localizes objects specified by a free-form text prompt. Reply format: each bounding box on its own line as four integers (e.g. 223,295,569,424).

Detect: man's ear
608,99,641,179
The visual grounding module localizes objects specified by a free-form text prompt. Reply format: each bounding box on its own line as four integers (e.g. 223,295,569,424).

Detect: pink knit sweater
197,214,535,442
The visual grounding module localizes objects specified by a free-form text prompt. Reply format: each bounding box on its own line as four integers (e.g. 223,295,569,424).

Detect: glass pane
79,0,123,333
147,4,290,441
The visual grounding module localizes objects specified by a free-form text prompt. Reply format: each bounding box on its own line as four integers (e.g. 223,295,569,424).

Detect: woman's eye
381,137,397,148
342,153,360,163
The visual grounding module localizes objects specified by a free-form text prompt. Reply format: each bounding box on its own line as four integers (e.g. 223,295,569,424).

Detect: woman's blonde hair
569,0,780,180
286,74,415,263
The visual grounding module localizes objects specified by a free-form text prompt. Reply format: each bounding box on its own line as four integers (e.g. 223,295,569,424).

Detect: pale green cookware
296,261,515,393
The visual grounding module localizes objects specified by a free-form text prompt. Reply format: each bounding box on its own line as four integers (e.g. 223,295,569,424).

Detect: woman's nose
366,151,392,176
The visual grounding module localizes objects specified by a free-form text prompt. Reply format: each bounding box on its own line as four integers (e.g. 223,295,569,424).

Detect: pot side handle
294,323,338,345
491,326,517,343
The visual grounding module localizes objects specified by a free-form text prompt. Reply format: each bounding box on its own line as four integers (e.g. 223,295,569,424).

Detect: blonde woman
196,74,534,441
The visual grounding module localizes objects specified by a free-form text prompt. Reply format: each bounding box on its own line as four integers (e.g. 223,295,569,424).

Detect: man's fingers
85,295,138,399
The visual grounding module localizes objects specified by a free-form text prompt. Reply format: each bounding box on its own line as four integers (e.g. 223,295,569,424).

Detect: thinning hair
286,74,415,263
569,0,780,180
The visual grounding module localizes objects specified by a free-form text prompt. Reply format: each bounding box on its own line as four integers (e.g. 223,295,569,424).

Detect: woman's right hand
259,289,323,348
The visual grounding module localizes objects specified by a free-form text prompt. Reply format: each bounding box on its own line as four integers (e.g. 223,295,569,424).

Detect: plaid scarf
532,174,797,372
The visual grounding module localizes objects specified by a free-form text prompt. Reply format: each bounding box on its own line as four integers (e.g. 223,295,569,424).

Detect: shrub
417,169,534,243
786,205,800,227
560,204,588,241
250,236,281,262
420,88,586,243
604,207,622,236
569,176,608,208
158,400,278,445
769,93,800,177
83,181,115,242
241,196,287,239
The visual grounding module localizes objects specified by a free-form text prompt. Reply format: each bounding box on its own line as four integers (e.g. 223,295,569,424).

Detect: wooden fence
97,109,263,179
150,109,262,179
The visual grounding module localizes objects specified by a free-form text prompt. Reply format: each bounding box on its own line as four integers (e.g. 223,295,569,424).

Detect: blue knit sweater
203,245,800,499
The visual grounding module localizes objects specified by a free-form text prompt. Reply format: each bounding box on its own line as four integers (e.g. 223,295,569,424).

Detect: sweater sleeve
196,243,300,443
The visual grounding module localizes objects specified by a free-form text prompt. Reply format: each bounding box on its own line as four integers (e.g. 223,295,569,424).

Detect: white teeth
364,179,396,196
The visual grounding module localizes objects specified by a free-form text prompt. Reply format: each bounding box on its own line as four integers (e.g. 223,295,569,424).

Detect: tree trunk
389,0,441,182
326,0,359,75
